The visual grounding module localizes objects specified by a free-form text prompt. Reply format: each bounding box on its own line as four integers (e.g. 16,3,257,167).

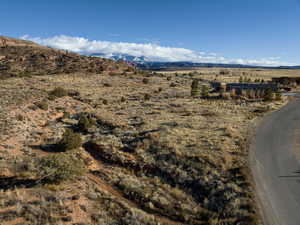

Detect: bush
57,129,82,151
144,93,151,101
264,88,273,101
275,92,282,101
35,99,49,110
142,78,149,84
201,85,209,98
78,114,95,132
120,97,126,103
191,80,200,97
63,111,71,119
36,153,86,184
48,87,68,98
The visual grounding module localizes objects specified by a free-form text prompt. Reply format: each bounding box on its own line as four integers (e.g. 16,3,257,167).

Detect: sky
1,0,300,66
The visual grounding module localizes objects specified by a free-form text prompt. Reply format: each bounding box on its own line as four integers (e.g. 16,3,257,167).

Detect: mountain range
90,53,300,70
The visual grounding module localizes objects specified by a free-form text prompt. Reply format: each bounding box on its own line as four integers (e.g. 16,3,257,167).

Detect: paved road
251,99,300,225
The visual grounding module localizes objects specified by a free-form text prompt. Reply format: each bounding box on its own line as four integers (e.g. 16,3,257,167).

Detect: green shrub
36,153,86,184
144,93,151,101
120,97,126,103
191,80,200,97
16,114,24,121
142,78,149,84
35,99,49,110
201,85,209,98
78,114,95,132
264,88,273,101
57,129,82,151
275,92,282,101
63,111,71,119
49,87,68,98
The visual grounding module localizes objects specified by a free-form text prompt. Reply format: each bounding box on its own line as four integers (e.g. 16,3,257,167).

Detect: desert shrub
28,104,39,111
275,92,282,101
169,82,177,87
158,87,163,93
77,114,95,132
263,88,273,101
48,87,68,98
220,69,230,75
144,93,151,101
201,85,209,98
102,99,108,105
142,78,149,84
36,153,86,184
47,94,56,101
35,99,49,110
120,96,126,103
16,114,24,121
62,111,71,119
103,83,112,87
57,129,82,151
191,80,200,97
11,156,36,178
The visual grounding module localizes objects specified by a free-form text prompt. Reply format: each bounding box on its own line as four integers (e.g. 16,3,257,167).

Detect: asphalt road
251,99,300,225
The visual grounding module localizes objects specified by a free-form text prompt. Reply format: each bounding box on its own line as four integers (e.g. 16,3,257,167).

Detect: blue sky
1,0,300,66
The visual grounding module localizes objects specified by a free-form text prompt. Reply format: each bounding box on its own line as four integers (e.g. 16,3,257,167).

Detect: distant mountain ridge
89,52,300,70
137,61,300,70
90,53,150,62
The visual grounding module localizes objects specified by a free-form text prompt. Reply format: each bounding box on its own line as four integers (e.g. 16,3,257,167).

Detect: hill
0,36,134,78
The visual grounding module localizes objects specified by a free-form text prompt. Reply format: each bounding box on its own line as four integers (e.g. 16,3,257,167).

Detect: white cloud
21,35,296,67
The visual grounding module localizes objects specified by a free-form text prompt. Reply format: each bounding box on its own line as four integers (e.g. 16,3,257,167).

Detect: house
272,77,300,85
210,81,278,95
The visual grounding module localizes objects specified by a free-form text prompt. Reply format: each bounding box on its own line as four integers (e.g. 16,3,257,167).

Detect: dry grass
0,70,288,224
159,68,300,83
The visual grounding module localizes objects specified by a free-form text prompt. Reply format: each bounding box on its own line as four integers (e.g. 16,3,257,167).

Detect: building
210,82,278,95
272,77,300,85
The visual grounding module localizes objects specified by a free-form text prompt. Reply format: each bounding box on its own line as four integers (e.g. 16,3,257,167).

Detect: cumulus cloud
21,35,296,67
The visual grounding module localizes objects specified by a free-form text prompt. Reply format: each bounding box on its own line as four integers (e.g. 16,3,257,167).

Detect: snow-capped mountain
89,53,150,62
89,53,300,70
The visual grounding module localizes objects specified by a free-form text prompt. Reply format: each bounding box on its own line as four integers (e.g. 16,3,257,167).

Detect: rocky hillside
0,36,134,78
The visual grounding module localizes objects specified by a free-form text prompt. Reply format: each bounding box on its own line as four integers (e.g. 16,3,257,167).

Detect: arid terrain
159,68,300,83
0,37,292,225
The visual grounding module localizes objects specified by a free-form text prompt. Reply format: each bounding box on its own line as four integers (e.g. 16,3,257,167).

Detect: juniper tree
191,80,200,97
201,85,209,98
